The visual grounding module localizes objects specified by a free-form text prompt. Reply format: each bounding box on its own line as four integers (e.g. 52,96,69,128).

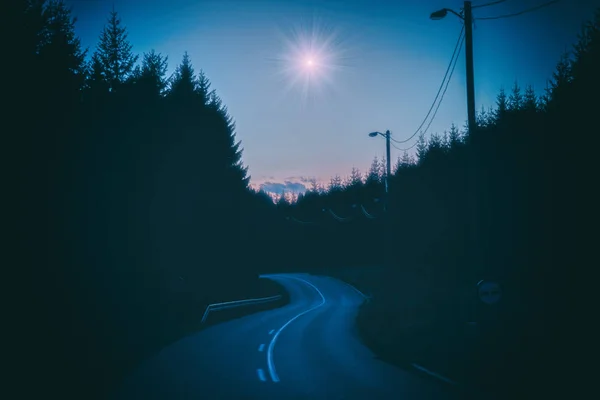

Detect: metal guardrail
201,294,283,324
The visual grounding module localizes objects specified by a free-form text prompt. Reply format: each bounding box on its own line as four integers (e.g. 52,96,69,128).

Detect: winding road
113,273,459,399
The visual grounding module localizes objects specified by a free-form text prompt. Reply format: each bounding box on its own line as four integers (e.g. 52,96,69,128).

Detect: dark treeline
7,1,279,397
7,0,597,398
272,8,599,396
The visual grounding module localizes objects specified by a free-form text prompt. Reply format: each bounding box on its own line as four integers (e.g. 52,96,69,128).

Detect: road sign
477,280,501,305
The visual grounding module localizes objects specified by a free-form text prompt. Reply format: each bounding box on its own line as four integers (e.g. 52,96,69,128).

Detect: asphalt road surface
113,273,459,400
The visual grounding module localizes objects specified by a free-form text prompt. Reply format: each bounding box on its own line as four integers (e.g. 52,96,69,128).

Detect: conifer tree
328,175,343,192
308,178,319,193
428,133,443,152
416,132,428,163
523,85,538,113
448,123,461,148
38,0,86,97
547,53,573,106
365,157,380,184
494,87,508,121
207,91,250,188
349,167,363,187
92,9,138,92
441,130,450,150
400,150,414,169
137,49,168,97
169,52,198,100
197,69,212,105
508,81,523,111
476,105,492,128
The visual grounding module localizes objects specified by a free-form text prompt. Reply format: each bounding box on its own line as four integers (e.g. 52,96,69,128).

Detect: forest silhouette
7,1,597,398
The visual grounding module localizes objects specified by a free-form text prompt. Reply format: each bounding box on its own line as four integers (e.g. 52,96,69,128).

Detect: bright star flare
269,15,355,106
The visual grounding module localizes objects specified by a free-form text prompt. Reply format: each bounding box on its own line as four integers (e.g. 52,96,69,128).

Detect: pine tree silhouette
137,49,169,98
415,132,428,163
93,8,138,93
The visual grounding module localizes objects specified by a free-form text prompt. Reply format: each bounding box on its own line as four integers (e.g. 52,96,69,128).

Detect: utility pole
385,130,391,209
368,129,393,269
464,1,476,133
385,130,391,192
384,130,392,270
464,1,481,285
367,129,392,204
430,1,476,131
431,0,480,290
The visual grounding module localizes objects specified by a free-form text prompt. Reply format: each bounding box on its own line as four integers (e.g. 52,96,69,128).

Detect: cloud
285,176,315,183
259,180,307,194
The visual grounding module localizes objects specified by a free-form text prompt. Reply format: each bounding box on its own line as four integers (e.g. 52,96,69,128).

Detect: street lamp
429,8,464,20
367,130,391,198
430,9,448,20
368,130,392,270
430,1,475,135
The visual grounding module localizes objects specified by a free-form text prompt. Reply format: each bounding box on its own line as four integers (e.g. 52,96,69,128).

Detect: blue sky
66,0,598,194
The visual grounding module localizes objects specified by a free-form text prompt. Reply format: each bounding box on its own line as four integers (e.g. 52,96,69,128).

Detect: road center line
268,329,275,335
266,276,326,383
258,343,265,352
257,368,266,382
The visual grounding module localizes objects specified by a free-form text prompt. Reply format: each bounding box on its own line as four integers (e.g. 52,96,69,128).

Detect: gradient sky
65,0,598,194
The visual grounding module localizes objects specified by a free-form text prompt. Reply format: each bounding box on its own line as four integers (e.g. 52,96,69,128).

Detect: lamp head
430,9,448,20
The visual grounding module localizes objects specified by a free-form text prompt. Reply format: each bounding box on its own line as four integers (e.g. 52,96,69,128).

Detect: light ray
267,13,358,108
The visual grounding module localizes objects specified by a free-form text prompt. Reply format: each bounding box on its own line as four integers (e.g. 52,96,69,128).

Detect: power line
472,0,508,9
392,138,418,152
476,0,561,20
391,24,465,145
421,31,465,137
392,29,465,151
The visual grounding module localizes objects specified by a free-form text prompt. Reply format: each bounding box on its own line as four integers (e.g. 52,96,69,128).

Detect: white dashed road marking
257,368,266,382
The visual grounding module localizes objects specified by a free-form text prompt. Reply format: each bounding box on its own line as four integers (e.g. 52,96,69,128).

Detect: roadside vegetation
10,1,596,398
